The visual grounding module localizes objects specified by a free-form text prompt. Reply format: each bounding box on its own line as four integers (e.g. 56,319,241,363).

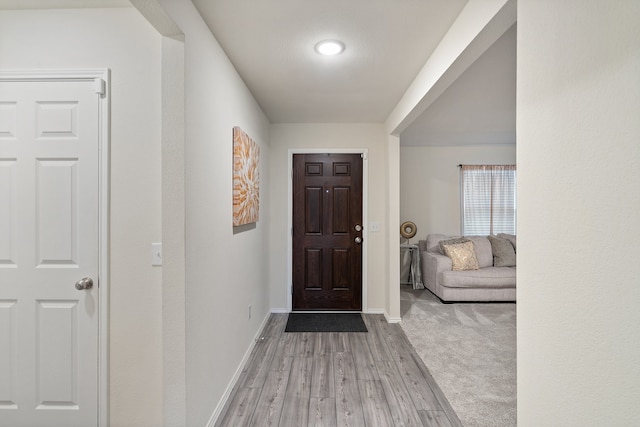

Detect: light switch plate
151,243,162,266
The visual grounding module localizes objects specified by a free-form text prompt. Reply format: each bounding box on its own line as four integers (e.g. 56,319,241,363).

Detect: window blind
460,165,516,236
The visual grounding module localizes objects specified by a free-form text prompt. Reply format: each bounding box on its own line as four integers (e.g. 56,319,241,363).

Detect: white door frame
0,69,110,427
287,148,369,313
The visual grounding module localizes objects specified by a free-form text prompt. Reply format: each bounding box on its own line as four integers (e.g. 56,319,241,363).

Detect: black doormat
285,313,368,333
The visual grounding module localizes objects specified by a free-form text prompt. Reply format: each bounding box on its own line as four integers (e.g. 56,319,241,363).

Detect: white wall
160,35,186,427
0,8,164,426
400,144,516,238
269,124,389,314
385,134,401,320
518,1,640,425
157,2,272,426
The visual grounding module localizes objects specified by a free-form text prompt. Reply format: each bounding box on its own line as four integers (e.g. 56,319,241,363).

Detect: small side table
400,243,424,290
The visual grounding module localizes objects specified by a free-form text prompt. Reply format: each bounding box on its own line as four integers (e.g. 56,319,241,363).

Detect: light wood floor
215,313,462,427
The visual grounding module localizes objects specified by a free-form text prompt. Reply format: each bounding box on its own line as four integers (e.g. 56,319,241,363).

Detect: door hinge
361,153,367,160
94,78,105,96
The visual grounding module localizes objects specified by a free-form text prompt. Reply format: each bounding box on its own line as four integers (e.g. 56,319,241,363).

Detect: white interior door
0,77,100,427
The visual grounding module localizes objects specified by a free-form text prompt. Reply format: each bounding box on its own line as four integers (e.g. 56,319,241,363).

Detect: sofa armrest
421,251,452,292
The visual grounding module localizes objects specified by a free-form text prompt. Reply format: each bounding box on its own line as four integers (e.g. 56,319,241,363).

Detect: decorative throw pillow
426,234,453,254
488,235,516,267
441,240,480,271
497,233,517,252
439,237,469,254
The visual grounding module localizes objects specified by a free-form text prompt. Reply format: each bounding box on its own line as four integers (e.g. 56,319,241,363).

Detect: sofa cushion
441,240,479,271
465,236,493,268
441,267,516,288
488,235,516,267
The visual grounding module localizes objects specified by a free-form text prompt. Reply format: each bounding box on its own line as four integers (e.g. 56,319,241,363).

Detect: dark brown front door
292,153,363,310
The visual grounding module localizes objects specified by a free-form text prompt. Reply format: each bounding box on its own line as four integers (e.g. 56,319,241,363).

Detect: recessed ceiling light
314,40,345,56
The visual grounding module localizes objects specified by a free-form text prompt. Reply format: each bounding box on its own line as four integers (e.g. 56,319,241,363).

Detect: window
460,165,516,235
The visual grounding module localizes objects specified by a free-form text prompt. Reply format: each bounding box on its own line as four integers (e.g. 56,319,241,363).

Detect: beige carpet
400,286,517,427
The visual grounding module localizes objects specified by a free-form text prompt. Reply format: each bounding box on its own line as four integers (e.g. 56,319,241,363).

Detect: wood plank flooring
215,314,462,427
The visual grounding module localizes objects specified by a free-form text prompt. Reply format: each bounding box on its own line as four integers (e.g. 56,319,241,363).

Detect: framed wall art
232,126,260,226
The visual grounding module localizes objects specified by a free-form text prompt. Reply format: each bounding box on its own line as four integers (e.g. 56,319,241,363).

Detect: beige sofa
418,234,516,302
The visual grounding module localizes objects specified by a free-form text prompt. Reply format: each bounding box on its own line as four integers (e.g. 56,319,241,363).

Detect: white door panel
0,79,99,427
0,159,17,266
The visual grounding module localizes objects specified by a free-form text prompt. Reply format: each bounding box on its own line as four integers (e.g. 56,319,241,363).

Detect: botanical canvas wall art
233,126,260,226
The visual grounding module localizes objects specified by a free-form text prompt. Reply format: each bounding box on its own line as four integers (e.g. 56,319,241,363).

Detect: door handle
355,237,362,244
75,277,94,290
354,224,362,232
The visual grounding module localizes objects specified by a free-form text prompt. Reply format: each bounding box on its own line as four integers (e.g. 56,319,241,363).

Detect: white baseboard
205,312,272,427
271,308,289,314
384,310,402,323
365,307,401,323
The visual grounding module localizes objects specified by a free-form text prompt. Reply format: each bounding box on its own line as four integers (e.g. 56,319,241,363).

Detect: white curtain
461,165,516,235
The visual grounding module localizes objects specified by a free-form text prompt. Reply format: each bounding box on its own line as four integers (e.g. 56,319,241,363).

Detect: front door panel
292,153,363,310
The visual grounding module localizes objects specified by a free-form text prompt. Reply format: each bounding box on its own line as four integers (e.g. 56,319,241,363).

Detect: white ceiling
400,24,516,146
2,0,517,147
0,0,129,8
192,0,468,124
